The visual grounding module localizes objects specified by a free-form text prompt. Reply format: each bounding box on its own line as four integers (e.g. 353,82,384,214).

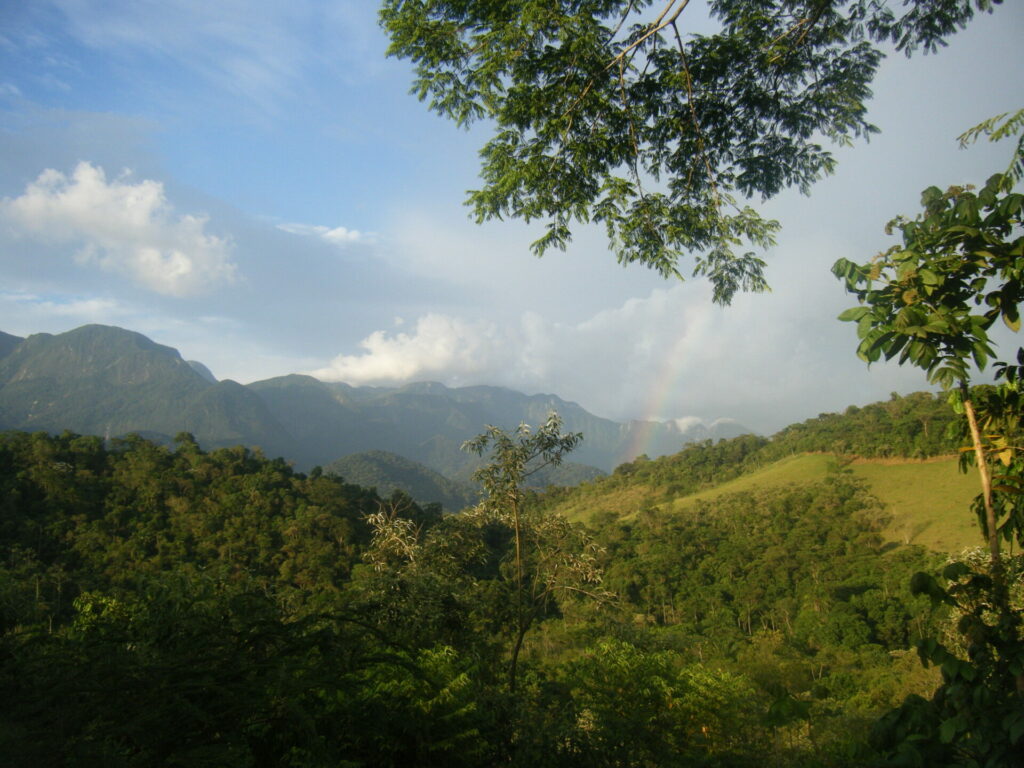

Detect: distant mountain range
0,324,752,498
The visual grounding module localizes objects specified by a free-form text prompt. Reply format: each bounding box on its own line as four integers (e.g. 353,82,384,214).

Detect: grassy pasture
553,453,982,554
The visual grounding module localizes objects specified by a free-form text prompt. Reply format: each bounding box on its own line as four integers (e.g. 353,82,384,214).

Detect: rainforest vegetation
0,411,1015,767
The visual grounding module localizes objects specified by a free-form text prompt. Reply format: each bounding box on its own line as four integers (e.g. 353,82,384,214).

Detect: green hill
670,455,979,550
540,390,985,555
850,458,981,553
547,452,982,554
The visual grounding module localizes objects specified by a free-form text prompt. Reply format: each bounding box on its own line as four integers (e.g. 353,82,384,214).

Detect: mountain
247,374,740,476
187,360,217,383
0,331,23,360
325,450,479,512
0,324,754,479
246,375,374,469
0,325,295,452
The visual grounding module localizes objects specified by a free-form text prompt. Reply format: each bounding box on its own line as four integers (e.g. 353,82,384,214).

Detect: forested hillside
325,449,479,512
766,392,959,459
544,391,971,533
1,425,1004,766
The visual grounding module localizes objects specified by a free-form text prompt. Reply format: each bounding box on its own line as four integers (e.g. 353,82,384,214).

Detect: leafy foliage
463,414,608,689
834,116,1024,763
380,0,1000,301
871,557,1024,766
833,172,1024,390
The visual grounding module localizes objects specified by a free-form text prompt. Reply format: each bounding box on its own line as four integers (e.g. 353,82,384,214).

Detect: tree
834,110,1024,765
833,109,1024,565
463,413,607,690
380,0,1001,303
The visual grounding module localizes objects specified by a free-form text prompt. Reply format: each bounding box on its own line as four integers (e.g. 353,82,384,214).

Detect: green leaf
939,715,964,743
884,334,909,361
857,312,875,339
1006,711,1024,744
972,341,989,369
837,306,870,322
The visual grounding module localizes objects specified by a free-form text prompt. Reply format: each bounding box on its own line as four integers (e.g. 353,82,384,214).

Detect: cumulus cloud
310,314,507,384
672,416,704,432
0,162,235,296
309,280,930,432
277,221,373,246
308,288,713,417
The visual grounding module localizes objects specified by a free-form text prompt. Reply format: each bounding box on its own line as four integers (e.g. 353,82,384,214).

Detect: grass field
851,458,980,553
553,453,984,554
666,454,835,509
670,454,981,552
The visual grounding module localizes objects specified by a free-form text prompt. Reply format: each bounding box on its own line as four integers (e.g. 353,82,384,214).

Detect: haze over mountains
0,324,751,482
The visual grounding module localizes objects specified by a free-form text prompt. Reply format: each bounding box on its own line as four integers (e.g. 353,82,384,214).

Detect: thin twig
560,0,691,120
608,0,639,41
672,19,719,208
609,0,691,71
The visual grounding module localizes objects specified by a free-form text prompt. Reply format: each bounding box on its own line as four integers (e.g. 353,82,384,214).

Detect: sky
0,1,1022,436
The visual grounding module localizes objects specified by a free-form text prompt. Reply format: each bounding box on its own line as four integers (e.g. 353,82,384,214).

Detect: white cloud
673,416,704,432
310,314,507,384
0,162,236,296
309,278,931,432
0,290,125,321
307,288,715,416
277,221,373,246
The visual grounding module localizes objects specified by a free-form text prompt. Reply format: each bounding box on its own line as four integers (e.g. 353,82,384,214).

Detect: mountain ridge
0,324,750,479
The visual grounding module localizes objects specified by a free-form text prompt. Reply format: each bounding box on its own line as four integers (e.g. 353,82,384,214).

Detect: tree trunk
510,491,524,692
509,618,530,693
960,383,1000,567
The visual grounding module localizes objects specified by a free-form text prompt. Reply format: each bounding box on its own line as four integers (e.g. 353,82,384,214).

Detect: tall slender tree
464,413,607,690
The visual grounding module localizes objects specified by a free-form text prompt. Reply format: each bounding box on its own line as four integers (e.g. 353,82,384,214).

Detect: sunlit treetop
380,0,1002,303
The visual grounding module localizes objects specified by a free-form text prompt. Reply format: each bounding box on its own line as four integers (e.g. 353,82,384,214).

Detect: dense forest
2,415,1017,766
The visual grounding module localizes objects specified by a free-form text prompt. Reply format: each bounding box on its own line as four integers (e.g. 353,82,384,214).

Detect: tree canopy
380,0,1001,302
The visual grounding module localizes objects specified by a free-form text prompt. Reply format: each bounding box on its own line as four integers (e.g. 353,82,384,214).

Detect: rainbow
617,317,697,466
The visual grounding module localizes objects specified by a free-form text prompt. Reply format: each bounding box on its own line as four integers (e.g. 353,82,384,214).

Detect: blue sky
1,0,1022,434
